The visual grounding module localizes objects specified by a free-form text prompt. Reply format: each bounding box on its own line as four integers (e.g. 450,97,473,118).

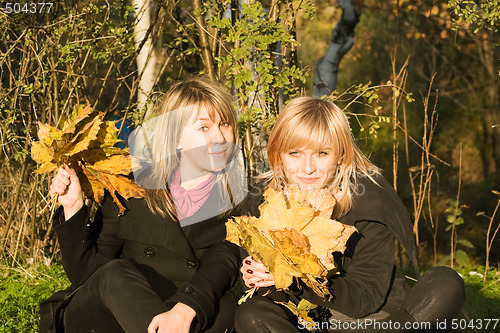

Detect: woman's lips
297,177,320,184
208,149,227,157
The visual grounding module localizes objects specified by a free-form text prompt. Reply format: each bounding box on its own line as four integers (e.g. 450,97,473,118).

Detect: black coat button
182,285,194,294
187,260,198,268
144,247,155,257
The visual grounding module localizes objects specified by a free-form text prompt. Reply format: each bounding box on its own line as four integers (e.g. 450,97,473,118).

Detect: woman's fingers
242,268,271,281
241,256,275,288
147,316,159,333
242,256,269,274
254,279,276,288
244,274,275,288
49,171,70,197
51,184,67,196
59,166,70,178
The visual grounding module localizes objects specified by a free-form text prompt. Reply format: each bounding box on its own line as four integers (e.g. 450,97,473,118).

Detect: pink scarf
169,168,216,220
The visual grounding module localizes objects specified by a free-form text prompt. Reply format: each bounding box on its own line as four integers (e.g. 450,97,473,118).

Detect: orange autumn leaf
81,165,106,204
30,104,145,214
226,186,357,301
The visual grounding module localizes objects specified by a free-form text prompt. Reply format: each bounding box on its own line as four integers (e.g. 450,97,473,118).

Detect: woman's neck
178,162,213,190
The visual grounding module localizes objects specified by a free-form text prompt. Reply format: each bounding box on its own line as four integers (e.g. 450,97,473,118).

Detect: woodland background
0,0,499,331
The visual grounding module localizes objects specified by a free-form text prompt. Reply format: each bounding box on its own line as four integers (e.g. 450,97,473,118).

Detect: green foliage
447,0,500,35
445,200,466,230
209,0,311,128
332,82,412,140
0,264,70,333
443,200,475,268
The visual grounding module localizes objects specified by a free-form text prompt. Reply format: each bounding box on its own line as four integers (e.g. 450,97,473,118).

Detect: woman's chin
296,182,321,191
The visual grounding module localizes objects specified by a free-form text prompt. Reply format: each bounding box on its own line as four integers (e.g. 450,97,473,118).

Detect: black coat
41,182,244,332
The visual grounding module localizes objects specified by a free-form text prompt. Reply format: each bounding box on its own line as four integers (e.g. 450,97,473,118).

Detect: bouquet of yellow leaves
30,105,145,214
226,185,357,298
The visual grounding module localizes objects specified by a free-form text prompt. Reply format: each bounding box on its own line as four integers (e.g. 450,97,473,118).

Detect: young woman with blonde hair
41,77,246,333
236,96,465,332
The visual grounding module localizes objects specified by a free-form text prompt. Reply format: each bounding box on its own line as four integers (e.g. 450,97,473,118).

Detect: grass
0,263,498,332
456,266,500,332
0,263,70,333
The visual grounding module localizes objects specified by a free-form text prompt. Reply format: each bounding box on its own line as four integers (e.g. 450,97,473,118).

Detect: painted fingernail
249,283,255,287
244,260,251,265
265,271,270,274
247,269,253,274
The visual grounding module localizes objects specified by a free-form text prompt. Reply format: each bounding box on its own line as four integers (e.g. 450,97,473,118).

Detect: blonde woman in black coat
236,97,465,332
41,77,247,333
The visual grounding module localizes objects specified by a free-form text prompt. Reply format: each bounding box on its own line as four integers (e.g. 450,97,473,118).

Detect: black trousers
63,259,236,333
234,266,465,333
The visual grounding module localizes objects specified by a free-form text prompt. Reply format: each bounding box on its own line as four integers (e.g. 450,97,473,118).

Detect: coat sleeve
300,221,396,318
53,193,124,285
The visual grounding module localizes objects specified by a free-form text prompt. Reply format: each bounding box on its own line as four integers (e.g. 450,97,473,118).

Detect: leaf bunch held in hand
31,105,145,214
226,185,357,298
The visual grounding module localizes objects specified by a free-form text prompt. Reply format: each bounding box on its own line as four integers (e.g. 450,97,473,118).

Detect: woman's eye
220,121,231,127
318,151,329,156
289,151,299,156
199,126,209,132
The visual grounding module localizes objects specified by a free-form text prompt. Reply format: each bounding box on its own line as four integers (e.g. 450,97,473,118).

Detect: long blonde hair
264,96,379,218
141,77,244,219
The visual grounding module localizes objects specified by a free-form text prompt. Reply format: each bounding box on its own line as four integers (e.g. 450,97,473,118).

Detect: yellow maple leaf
90,155,140,175
99,173,145,201
35,162,58,174
270,253,302,289
258,188,316,231
279,299,317,331
286,184,335,218
270,229,326,277
37,123,64,147
84,166,145,215
225,186,357,302
301,216,356,271
30,105,145,215
57,114,104,158
81,165,106,204
61,105,95,134
30,141,54,165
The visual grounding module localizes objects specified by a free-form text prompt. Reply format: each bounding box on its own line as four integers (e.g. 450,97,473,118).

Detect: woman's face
177,107,234,178
280,147,339,190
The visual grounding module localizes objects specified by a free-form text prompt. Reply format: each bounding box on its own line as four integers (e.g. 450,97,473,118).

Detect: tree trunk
314,0,362,97
193,0,216,80
132,0,159,113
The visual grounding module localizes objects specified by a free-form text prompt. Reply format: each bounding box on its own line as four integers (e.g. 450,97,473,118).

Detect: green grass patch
0,264,70,333
456,266,500,332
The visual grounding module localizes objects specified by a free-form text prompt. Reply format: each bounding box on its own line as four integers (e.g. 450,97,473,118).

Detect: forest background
0,0,499,331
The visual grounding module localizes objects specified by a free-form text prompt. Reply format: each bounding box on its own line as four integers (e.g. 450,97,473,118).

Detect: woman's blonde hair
264,96,379,218
142,76,243,219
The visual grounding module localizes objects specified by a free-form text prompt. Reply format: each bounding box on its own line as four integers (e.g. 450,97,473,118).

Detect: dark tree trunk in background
314,0,362,97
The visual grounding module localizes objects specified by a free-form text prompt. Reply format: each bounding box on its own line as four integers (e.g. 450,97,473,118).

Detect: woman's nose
303,155,316,174
206,126,225,143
